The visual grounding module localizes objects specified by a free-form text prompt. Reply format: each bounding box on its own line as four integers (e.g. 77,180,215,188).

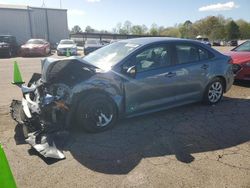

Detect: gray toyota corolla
12,37,234,159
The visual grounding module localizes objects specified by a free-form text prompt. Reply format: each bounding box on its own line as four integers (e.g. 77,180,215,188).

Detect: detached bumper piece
10,96,67,160
26,131,65,159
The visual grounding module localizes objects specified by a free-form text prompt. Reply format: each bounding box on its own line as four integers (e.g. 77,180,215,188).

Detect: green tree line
71,15,250,40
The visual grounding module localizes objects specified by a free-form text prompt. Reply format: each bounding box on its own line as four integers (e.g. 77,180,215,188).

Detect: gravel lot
0,47,250,188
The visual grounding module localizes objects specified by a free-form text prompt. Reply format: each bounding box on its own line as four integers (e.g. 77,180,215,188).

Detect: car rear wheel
43,48,47,56
8,49,12,58
203,78,224,105
76,94,118,133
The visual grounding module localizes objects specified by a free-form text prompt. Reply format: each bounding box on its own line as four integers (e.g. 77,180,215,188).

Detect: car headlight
244,61,250,67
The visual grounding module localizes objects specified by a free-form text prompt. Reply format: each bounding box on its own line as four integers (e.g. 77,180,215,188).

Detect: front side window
135,45,170,72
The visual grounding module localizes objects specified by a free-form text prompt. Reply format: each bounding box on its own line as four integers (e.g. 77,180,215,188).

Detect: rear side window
175,43,213,64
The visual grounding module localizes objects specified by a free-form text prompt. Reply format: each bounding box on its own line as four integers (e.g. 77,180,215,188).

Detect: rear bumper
226,75,234,92
21,49,45,56
224,66,235,93
57,48,77,56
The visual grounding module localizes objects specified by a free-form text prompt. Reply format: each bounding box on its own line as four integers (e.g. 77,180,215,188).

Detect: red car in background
21,39,50,57
224,40,250,80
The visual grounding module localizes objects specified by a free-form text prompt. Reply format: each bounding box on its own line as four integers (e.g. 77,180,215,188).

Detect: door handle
201,64,209,70
164,72,176,77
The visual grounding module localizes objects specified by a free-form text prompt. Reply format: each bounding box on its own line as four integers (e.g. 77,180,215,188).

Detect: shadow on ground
234,80,250,88
14,96,250,174
68,95,250,174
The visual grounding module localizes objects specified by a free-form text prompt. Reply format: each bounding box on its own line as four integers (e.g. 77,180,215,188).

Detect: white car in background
57,39,77,56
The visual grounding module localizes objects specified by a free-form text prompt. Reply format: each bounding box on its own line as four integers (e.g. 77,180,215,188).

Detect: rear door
171,42,214,103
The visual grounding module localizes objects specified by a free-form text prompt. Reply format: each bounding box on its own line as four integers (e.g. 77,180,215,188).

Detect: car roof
117,37,222,57
119,37,199,45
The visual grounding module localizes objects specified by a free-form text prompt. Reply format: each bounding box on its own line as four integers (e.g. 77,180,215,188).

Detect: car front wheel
203,78,224,105
76,94,118,133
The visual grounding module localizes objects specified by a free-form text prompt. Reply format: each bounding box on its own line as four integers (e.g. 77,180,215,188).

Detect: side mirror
126,65,136,78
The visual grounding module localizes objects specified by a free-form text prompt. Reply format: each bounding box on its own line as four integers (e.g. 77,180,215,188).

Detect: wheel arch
213,75,227,92
71,88,124,119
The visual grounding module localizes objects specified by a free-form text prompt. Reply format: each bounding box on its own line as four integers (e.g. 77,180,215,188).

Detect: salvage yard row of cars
0,35,106,58
0,35,85,57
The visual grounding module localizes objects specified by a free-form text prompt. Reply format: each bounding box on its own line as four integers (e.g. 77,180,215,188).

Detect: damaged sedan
11,37,234,159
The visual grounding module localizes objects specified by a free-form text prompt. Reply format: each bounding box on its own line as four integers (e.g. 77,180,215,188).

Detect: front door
123,44,179,114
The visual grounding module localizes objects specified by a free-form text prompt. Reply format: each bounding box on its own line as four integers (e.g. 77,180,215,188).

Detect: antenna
41,0,46,7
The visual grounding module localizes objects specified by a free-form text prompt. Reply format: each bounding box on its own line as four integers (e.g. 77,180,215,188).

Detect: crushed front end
10,57,95,159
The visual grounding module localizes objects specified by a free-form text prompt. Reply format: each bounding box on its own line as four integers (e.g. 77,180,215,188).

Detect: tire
44,48,47,56
8,49,12,58
203,77,224,105
76,94,118,133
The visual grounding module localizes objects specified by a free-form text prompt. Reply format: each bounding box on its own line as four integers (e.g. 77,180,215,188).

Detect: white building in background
0,4,69,45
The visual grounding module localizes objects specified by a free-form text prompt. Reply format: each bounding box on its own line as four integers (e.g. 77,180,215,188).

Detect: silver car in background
84,39,103,55
57,39,77,56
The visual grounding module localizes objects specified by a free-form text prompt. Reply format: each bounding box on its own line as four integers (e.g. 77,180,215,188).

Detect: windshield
82,42,140,70
0,36,10,43
233,41,250,52
60,40,74,44
26,39,45,45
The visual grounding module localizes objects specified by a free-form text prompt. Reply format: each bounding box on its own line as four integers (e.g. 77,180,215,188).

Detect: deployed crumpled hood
57,44,76,49
41,57,95,84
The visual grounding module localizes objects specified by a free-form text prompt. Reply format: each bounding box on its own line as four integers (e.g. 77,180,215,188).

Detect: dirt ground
0,47,250,188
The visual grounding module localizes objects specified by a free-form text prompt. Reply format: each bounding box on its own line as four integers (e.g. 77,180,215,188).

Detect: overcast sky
0,0,249,31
